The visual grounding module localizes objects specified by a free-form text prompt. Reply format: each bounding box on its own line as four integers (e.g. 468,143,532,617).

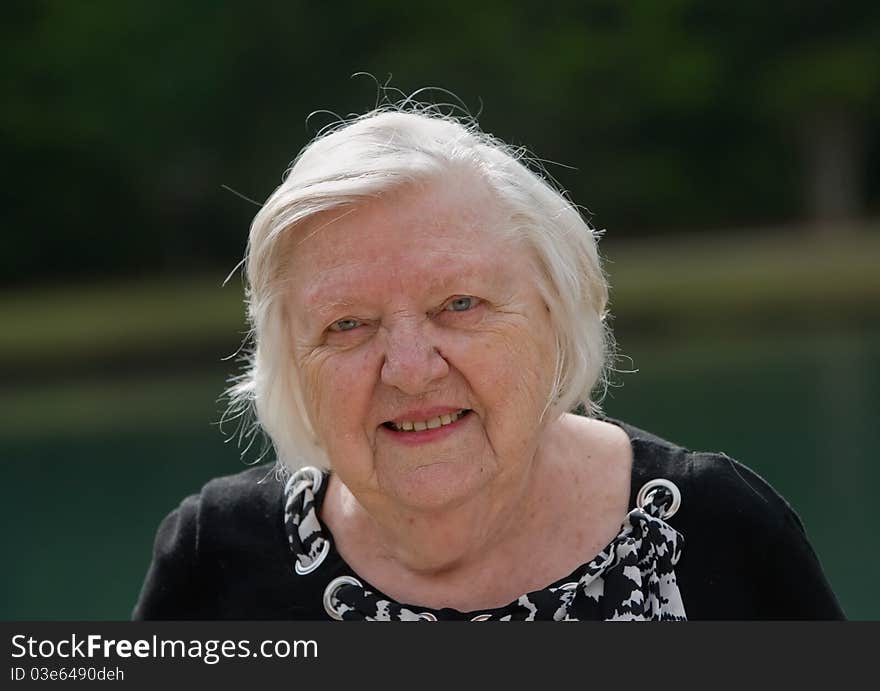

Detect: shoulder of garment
611,417,845,620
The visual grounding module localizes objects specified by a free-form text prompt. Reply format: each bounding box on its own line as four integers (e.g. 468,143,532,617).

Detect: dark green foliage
3,0,879,285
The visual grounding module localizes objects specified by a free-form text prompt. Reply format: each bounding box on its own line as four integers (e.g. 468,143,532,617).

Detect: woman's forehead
282,212,540,320
285,180,531,285
301,176,502,245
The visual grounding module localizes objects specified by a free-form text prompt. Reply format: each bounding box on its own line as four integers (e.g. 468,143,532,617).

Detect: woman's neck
332,462,535,569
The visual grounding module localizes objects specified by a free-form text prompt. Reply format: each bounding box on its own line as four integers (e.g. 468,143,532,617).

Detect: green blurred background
2,0,878,619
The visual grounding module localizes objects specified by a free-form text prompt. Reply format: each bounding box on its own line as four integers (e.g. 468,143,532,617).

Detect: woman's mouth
383,409,471,432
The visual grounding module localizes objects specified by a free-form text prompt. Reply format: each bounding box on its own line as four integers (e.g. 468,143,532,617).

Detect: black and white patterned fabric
283,467,331,576
283,466,687,621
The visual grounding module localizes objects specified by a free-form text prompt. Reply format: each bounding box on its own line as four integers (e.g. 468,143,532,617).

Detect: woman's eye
444,296,479,312
329,318,361,332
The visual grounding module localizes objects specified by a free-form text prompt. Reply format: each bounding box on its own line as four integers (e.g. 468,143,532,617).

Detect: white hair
225,106,613,472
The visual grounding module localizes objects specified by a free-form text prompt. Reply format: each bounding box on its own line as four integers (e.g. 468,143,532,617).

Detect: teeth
390,409,467,432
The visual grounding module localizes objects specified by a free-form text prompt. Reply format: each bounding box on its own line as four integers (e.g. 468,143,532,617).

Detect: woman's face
284,176,558,512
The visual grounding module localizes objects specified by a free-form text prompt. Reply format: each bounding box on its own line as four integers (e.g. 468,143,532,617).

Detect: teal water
604,326,879,619
1,327,877,619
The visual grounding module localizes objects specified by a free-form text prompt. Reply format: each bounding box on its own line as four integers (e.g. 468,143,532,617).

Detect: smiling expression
284,174,559,512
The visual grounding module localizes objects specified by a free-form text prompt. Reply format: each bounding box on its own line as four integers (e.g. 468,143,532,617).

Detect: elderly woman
134,108,843,620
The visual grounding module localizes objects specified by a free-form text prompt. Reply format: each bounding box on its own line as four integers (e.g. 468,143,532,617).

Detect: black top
132,419,845,620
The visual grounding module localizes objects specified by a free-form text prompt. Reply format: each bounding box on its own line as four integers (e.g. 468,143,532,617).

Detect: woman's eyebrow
299,261,494,316
299,268,363,314
303,296,360,323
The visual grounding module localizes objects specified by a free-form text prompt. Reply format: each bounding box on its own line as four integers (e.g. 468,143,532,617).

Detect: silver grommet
294,539,330,575
323,575,362,620
419,612,437,621
287,466,324,501
305,466,323,494
470,613,492,621
636,478,681,519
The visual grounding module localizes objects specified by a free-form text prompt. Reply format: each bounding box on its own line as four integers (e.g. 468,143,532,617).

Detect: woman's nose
380,322,449,395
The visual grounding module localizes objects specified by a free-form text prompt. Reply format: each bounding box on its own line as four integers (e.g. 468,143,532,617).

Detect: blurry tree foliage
2,0,878,285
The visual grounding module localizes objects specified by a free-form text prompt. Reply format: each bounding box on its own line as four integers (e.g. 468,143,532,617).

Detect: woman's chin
375,455,491,512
